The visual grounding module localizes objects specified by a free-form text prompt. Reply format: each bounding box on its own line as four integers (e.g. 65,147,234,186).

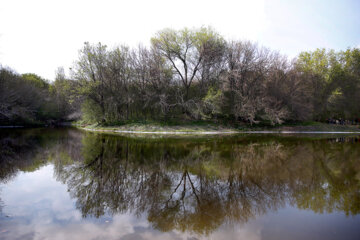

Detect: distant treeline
0,68,80,125
1,27,359,125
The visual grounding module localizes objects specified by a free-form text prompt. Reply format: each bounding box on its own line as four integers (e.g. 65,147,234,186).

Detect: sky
0,0,359,80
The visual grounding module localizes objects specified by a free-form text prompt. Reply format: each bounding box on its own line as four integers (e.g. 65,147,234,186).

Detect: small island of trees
1,27,359,128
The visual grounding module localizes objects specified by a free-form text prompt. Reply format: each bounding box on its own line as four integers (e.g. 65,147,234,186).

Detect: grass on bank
73,120,360,133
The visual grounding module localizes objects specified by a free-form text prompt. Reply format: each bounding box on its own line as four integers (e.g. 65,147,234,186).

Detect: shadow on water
0,128,360,236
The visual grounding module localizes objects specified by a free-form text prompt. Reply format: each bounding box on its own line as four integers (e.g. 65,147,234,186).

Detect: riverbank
75,121,360,135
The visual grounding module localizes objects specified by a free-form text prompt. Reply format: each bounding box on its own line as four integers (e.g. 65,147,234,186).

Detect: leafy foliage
1,27,359,126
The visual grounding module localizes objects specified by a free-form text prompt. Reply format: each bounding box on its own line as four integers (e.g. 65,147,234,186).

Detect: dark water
0,128,360,240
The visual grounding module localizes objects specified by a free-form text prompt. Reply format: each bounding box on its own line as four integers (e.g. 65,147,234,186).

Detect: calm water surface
0,128,360,240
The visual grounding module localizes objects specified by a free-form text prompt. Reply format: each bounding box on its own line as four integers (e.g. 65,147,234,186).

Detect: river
0,128,359,240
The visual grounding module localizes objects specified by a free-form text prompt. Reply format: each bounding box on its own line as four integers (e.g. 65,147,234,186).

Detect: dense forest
1,27,359,126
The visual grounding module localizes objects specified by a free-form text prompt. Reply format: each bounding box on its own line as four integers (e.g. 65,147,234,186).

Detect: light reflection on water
0,128,360,240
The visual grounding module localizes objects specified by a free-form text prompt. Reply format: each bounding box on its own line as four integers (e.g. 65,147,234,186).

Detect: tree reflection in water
1,129,360,235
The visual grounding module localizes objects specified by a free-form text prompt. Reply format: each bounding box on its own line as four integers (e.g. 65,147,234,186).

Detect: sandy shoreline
81,127,360,135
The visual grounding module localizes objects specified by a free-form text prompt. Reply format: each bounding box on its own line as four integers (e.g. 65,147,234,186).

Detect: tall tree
151,27,225,101
73,42,108,122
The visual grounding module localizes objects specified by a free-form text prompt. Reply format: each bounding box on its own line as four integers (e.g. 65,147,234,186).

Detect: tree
296,49,337,120
296,48,360,120
0,67,55,124
131,45,173,119
51,67,81,120
151,27,225,104
73,42,108,123
223,41,289,124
